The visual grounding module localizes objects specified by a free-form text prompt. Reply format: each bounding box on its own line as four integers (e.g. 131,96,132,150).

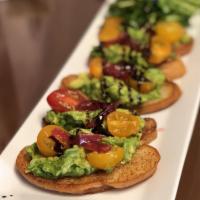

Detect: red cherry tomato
47,88,88,112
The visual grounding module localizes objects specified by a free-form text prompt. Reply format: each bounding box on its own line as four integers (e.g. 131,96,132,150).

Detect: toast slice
159,58,186,81
175,39,193,56
137,81,181,114
141,118,157,144
16,144,160,194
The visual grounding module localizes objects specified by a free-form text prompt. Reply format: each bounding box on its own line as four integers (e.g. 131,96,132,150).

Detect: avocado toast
61,74,181,114
16,96,160,194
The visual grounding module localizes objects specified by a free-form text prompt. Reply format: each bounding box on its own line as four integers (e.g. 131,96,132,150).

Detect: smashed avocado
127,27,149,47
144,68,165,86
103,134,141,162
45,110,101,131
26,144,95,179
92,44,151,69
68,74,164,107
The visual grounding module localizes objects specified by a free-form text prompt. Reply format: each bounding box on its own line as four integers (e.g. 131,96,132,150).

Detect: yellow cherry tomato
87,147,124,170
99,16,123,43
37,125,65,157
89,57,103,78
106,111,140,137
129,79,155,93
149,35,172,64
155,21,185,43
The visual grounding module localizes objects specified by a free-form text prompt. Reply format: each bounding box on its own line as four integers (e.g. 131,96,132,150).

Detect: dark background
0,0,199,199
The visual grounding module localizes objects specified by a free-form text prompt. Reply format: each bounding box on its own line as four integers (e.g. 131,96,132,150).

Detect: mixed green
109,0,200,27
89,0,200,83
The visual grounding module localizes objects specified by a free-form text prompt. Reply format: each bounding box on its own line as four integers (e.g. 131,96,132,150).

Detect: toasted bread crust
175,38,193,56
137,82,181,114
141,118,157,145
159,58,186,81
16,145,160,194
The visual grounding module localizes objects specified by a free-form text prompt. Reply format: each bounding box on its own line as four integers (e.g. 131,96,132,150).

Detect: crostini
16,105,160,194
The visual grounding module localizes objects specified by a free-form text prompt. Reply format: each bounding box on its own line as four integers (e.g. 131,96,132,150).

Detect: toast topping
65,74,164,108
87,146,124,170
107,110,140,137
37,125,70,157
26,106,145,179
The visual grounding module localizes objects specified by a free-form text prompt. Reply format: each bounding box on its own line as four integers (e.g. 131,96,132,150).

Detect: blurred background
0,0,200,199
0,0,101,149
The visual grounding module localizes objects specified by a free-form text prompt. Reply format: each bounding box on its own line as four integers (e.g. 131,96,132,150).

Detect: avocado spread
44,110,101,131
68,73,165,107
26,144,94,178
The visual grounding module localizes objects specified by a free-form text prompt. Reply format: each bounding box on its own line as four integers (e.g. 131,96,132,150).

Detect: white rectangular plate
1,1,200,199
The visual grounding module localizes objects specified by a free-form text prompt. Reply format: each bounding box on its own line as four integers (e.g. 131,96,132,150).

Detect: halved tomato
37,125,69,157
107,111,140,137
47,88,88,112
149,35,172,64
99,16,123,43
87,147,124,170
155,21,185,44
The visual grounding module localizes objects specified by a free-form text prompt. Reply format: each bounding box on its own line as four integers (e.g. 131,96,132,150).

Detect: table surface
0,0,200,199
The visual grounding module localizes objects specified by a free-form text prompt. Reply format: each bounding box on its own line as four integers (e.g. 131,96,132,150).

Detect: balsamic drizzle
100,78,108,101
49,136,64,156
101,72,143,107
128,86,134,105
137,96,142,106
118,81,124,97
91,102,119,136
